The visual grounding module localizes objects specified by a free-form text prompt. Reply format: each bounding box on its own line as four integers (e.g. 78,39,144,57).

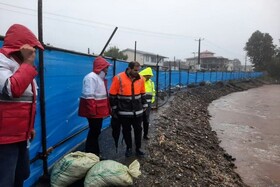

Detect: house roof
122,48,167,58
186,50,228,60
186,56,228,60
201,50,215,54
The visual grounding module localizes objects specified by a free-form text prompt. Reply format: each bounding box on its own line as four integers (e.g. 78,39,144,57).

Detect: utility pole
195,38,204,70
38,0,49,178
156,55,160,109
174,56,176,70
245,55,247,72
134,41,137,61
178,60,181,88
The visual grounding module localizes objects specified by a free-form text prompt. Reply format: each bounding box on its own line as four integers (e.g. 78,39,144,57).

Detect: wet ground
209,85,280,187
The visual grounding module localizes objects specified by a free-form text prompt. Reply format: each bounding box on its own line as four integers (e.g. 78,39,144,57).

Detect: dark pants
85,118,103,155
120,116,143,150
0,141,30,187
143,104,151,137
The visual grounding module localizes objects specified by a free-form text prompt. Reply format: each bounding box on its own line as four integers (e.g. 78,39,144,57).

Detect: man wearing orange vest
109,61,148,157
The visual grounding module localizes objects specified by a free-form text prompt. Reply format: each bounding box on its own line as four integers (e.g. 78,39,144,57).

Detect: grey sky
0,0,279,64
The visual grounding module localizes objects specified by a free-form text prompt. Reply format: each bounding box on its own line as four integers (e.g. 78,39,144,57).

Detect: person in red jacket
78,56,111,157
0,24,44,187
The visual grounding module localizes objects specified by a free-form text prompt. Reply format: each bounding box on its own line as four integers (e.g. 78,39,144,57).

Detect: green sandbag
84,160,141,187
51,151,100,187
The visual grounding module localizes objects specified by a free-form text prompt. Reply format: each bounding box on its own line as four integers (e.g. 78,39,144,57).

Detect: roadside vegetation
245,30,280,80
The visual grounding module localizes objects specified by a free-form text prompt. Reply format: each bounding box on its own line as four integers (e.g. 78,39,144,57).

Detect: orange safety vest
109,71,148,117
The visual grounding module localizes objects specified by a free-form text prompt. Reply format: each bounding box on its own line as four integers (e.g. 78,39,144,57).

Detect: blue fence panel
162,71,169,90
196,72,203,83
188,72,197,84
181,71,188,86
26,49,117,186
171,71,180,87
27,50,114,186
223,72,228,81
115,60,128,75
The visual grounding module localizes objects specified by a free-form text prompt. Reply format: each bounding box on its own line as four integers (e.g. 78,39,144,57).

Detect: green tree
244,30,275,71
275,46,280,58
104,46,128,60
267,46,280,79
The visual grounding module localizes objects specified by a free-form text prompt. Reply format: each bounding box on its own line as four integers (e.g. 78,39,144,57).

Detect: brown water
209,85,280,187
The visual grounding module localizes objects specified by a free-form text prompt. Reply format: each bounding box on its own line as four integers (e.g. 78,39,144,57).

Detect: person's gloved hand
30,129,36,141
112,109,118,119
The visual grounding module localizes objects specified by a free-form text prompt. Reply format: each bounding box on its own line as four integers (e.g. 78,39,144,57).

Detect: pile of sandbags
50,151,99,187
50,151,141,187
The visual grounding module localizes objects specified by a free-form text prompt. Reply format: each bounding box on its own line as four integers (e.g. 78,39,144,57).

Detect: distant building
122,48,167,67
162,59,189,70
227,59,242,71
185,50,241,71
241,65,254,72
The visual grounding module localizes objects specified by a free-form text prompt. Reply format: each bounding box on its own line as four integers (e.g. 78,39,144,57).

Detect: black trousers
142,104,151,136
120,116,143,150
85,118,103,155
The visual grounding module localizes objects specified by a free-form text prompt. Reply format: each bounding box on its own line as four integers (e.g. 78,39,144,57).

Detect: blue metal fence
0,40,263,186
151,69,262,90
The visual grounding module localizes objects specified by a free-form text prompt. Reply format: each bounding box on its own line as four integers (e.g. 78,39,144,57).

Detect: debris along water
134,79,268,186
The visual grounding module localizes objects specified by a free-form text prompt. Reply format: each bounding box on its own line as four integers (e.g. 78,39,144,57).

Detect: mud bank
134,79,271,187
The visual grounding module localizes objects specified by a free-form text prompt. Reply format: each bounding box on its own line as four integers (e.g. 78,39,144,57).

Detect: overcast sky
0,0,279,64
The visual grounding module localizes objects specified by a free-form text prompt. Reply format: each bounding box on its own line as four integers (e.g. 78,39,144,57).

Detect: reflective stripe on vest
118,109,144,116
0,94,34,103
81,93,107,100
145,92,153,103
117,94,142,100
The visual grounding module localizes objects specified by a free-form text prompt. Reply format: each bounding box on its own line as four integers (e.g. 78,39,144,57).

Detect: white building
226,59,242,71
122,48,167,67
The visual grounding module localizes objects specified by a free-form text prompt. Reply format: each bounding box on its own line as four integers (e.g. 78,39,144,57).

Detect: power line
204,39,244,58
0,6,36,17
0,2,196,39
0,2,244,59
0,2,35,11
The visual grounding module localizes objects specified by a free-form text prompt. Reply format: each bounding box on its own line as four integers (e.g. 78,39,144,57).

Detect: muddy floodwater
209,85,280,187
